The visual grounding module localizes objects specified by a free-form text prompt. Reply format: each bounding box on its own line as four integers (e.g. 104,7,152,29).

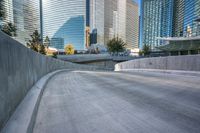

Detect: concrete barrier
1,70,68,133
115,55,200,72
0,31,108,130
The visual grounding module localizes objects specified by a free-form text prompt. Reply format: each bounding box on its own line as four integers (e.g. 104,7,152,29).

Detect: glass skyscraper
0,0,40,45
0,0,14,24
173,0,200,37
90,0,105,45
140,0,174,50
13,0,41,44
172,0,184,37
42,0,87,50
140,0,200,50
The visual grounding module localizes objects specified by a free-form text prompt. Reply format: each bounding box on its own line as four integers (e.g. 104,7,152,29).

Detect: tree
27,30,46,55
52,52,57,58
1,22,16,36
142,44,151,56
106,37,127,54
38,44,46,55
65,44,75,55
44,36,50,48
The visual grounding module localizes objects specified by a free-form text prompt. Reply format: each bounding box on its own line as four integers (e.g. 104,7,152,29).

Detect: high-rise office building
13,0,41,44
91,0,139,49
172,0,184,37
0,0,40,44
104,0,118,44
173,0,200,37
140,0,173,50
129,1,139,49
118,0,139,49
90,0,118,45
42,0,87,50
90,0,105,45
0,0,14,24
158,0,200,55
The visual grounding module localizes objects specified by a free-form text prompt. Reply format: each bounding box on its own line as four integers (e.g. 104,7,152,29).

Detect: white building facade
90,0,139,49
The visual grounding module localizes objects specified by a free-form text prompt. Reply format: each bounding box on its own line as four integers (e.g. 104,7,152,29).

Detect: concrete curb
1,69,69,133
115,69,200,77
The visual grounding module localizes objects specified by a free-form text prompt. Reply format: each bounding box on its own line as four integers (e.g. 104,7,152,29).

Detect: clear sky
133,0,141,15
134,0,140,5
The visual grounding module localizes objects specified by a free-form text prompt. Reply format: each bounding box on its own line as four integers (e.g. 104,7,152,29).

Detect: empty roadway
33,71,200,133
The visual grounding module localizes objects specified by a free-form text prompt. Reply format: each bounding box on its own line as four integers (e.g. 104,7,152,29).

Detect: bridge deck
33,71,200,133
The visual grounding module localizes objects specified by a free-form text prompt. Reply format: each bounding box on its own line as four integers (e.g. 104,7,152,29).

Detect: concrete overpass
57,54,136,70
1,31,200,133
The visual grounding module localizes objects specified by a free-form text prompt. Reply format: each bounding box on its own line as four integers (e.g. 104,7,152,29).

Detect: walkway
33,71,200,133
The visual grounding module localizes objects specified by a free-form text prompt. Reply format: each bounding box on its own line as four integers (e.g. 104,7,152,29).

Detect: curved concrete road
33,71,200,133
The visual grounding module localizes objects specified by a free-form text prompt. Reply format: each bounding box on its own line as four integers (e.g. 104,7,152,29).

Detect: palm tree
142,44,151,56
140,44,151,56
106,37,127,54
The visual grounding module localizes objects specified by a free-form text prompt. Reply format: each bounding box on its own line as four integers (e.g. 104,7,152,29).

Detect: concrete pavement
33,71,200,133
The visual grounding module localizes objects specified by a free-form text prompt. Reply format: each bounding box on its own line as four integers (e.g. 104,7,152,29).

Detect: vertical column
178,51,181,56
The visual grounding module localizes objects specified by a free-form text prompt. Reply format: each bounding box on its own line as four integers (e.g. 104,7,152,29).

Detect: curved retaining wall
0,31,106,129
115,55,200,71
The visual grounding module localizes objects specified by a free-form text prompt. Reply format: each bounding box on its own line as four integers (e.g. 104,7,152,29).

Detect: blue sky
134,0,140,4
133,0,141,15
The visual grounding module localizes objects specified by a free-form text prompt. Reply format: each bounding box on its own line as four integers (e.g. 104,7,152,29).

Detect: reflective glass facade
173,0,200,37
13,0,41,44
140,0,174,50
0,0,13,24
1,0,40,45
172,0,184,37
104,0,118,44
42,0,87,50
90,0,105,45
183,0,200,36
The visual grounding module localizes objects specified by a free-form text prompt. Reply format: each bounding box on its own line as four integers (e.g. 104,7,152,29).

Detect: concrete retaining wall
115,55,200,71
81,60,117,70
0,31,106,130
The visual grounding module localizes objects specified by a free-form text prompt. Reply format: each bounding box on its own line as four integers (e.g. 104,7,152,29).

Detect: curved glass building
42,0,87,50
13,0,41,44
0,0,14,24
1,0,40,45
